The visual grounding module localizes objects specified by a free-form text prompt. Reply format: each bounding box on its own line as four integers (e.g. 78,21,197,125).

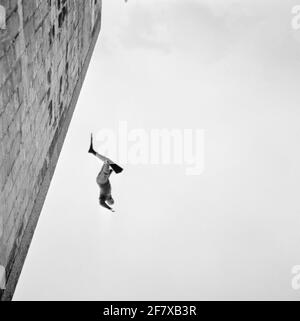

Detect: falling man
88,134,123,212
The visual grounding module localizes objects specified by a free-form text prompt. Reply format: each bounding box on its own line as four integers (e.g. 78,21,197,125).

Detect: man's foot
109,163,124,174
88,134,96,155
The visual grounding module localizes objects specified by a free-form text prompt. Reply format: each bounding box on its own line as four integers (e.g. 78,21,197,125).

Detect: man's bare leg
88,134,123,173
89,134,111,161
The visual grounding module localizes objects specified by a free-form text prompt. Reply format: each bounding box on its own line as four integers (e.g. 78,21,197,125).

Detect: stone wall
0,0,102,300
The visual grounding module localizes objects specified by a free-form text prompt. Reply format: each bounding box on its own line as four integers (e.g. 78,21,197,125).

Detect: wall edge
1,15,102,302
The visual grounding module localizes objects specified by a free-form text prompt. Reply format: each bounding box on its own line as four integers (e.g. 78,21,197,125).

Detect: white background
14,0,300,300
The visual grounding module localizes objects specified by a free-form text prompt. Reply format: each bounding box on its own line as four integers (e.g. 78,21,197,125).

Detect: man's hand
100,199,113,211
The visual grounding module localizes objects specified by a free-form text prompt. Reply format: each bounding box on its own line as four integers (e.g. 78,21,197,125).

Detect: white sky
14,0,300,300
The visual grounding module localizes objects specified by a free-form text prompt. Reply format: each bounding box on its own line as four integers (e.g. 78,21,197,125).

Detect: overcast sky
14,0,300,300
